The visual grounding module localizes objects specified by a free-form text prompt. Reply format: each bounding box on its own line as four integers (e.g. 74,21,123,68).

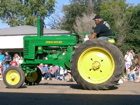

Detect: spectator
67,70,75,82
49,65,59,80
62,51,66,55
129,49,135,60
128,65,137,82
13,53,20,66
38,63,43,71
19,56,23,65
57,66,65,81
138,60,140,66
135,65,140,82
0,51,5,65
124,51,132,74
41,64,50,80
0,51,5,75
132,58,138,66
118,73,128,84
3,51,12,73
10,58,18,66
138,54,140,61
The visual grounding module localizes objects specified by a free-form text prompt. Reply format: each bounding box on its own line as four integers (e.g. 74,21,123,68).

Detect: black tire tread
3,66,25,88
25,68,42,85
71,39,124,90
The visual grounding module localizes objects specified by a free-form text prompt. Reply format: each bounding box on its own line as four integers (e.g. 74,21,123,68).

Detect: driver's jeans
98,36,108,40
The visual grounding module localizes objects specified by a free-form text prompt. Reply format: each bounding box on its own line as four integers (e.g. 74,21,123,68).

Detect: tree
0,0,56,26
86,0,94,14
73,0,96,41
61,0,87,32
47,14,63,29
60,0,105,32
74,13,96,33
99,0,140,53
73,13,96,41
99,0,134,47
124,4,140,53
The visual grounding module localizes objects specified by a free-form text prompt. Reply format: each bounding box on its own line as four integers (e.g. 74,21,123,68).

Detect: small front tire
3,66,25,88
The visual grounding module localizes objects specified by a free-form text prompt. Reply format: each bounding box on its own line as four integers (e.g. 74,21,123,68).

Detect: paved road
0,78,140,105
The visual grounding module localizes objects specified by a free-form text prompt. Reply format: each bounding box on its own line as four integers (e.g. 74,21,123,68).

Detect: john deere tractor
3,19,124,90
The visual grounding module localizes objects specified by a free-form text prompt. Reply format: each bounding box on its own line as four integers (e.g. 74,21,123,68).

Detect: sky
0,0,139,29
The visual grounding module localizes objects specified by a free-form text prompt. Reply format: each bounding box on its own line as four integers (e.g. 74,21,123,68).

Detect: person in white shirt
124,51,132,74
129,49,135,60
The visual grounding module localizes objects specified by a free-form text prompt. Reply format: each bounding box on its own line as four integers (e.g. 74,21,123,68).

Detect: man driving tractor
90,15,113,40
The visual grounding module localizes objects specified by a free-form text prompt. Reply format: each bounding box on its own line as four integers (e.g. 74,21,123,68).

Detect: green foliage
61,0,105,32
99,0,139,53
124,4,140,53
128,4,140,40
0,0,56,26
61,0,87,32
100,1,131,32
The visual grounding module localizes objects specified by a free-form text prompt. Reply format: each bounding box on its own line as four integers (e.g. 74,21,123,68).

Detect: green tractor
3,19,124,90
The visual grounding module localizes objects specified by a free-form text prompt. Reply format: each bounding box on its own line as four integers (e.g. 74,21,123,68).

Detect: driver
90,15,113,40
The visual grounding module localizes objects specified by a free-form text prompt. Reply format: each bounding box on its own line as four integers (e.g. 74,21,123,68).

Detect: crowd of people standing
119,49,140,83
0,51,23,75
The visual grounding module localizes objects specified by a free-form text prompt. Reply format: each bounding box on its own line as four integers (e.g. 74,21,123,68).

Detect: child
135,65,140,82
19,56,23,65
128,65,137,82
10,58,18,66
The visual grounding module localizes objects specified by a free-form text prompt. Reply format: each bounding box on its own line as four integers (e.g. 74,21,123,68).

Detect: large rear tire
3,66,25,88
25,68,42,85
71,39,124,90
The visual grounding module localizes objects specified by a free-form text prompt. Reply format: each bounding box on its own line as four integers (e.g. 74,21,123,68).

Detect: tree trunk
86,0,94,14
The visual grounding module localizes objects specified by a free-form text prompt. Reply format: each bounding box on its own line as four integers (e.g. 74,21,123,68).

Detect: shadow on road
0,92,140,105
25,82,119,90
70,84,119,90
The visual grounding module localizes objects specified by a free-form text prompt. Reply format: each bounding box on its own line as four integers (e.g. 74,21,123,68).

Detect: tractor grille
24,41,29,56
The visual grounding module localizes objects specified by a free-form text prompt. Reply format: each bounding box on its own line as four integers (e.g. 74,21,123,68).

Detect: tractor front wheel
3,66,25,88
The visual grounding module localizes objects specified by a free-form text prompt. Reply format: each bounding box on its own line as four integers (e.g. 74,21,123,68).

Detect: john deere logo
46,41,62,43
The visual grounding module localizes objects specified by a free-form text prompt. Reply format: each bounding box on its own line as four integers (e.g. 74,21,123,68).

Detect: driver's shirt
94,20,113,38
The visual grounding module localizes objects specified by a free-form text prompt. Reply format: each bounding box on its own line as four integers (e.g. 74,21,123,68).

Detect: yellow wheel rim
78,47,115,84
26,72,38,82
6,70,20,85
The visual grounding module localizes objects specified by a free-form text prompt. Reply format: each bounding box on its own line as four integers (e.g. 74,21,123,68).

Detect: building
0,26,70,57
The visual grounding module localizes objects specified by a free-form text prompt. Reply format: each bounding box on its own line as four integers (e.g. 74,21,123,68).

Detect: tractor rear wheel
71,39,124,90
25,68,42,85
3,66,25,88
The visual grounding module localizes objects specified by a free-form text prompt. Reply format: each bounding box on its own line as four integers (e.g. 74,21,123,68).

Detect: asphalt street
0,79,140,105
